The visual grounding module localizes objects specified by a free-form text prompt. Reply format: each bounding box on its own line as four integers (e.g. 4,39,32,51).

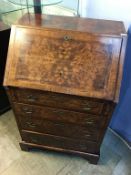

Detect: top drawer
9,88,104,115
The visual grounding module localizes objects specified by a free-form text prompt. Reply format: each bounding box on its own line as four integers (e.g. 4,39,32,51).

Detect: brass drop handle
27,111,33,114
84,134,91,137
27,95,37,102
86,121,93,125
30,138,38,143
25,110,33,114
63,35,72,41
26,121,36,128
23,107,33,114
83,107,91,111
83,102,91,111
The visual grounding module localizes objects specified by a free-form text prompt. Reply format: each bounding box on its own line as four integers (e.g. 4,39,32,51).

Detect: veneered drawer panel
21,131,99,153
10,88,104,114
14,103,100,127
20,118,98,141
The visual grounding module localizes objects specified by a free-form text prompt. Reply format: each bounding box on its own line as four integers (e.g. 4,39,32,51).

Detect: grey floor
0,110,131,175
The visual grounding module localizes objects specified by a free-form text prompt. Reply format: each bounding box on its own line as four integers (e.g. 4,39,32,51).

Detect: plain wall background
60,0,78,10
82,0,131,30
61,0,131,30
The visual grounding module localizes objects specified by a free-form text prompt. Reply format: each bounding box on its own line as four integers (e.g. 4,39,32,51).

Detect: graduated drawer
9,87,104,115
20,118,98,141
14,103,100,127
14,105,98,141
21,130,99,153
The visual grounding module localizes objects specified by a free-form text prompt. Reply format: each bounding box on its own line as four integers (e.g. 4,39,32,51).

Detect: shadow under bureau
4,14,126,164
0,21,10,115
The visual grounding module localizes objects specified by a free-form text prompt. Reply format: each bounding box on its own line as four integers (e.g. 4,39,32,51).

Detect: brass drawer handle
83,102,92,111
26,122,36,128
63,35,72,41
84,134,91,137
83,102,90,106
27,95,37,102
25,111,33,114
30,138,38,143
83,107,91,111
86,121,93,125
23,107,33,114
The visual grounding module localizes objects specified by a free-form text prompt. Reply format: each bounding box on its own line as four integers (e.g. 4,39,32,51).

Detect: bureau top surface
17,13,126,36
4,15,126,102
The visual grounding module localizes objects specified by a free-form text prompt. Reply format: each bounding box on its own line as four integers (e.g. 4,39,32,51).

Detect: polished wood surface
21,130,99,153
4,15,126,164
18,13,125,36
14,103,100,127
9,87,104,114
4,24,124,101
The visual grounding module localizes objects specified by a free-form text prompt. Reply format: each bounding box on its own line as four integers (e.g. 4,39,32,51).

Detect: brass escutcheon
63,35,72,41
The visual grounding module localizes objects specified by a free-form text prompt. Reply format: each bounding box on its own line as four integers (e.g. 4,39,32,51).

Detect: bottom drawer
21,131,99,153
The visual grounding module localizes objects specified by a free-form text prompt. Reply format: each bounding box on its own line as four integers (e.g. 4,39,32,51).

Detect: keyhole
59,71,63,76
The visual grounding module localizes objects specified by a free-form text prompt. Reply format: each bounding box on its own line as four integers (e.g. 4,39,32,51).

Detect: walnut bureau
4,14,126,164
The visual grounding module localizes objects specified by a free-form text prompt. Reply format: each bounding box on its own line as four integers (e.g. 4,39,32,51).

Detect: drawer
14,103,100,127
10,88,104,115
14,103,100,141
21,118,98,141
21,131,99,153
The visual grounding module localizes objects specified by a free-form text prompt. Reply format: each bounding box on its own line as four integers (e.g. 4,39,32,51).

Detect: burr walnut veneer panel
5,26,122,101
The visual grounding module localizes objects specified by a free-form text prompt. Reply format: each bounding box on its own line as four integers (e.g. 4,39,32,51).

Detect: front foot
19,142,30,152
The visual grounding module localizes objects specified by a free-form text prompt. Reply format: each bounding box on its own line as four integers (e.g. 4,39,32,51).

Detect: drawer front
10,88,104,114
21,131,99,153
14,103,100,127
20,118,98,141
13,103,99,141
